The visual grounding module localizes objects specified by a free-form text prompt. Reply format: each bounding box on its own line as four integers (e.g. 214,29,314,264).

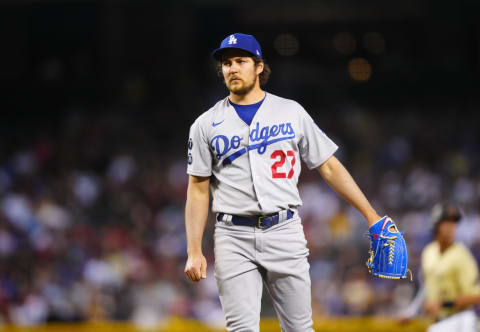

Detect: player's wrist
187,248,203,256
366,212,382,227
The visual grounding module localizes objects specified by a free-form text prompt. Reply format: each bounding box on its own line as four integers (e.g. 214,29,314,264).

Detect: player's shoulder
451,242,472,255
422,241,438,257
423,241,437,251
190,96,230,127
266,92,305,110
421,242,440,271
451,243,478,267
265,92,311,120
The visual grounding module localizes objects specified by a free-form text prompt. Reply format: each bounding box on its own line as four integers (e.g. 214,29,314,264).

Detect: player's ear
255,60,264,75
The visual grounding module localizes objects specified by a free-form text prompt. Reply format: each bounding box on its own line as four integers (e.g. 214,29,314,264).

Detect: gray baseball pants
214,214,315,332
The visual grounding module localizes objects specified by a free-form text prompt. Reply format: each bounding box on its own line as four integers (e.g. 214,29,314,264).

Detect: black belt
217,209,294,229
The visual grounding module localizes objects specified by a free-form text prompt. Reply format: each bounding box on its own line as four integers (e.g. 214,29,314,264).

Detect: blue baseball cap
211,33,262,60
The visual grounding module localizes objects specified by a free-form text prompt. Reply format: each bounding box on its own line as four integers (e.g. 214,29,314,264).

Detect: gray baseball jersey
187,92,338,215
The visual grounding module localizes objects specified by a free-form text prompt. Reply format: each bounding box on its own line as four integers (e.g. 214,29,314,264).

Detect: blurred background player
423,202,480,331
401,202,480,332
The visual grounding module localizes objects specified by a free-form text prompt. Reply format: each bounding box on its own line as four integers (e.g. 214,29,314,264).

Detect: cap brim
211,47,258,60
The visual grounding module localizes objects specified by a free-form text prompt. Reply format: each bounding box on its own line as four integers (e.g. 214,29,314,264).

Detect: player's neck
437,239,453,253
229,87,265,105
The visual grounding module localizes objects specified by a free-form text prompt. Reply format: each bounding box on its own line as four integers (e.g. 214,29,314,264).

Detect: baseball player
184,33,387,332
421,203,480,332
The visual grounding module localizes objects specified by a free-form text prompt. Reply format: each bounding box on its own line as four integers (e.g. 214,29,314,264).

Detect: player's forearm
454,294,480,309
317,156,380,227
185,176,210,255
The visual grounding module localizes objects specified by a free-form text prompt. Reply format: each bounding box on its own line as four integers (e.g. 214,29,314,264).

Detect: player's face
436,220,457,245
221,53,262,95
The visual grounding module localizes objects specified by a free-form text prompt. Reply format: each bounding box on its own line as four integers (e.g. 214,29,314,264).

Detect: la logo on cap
228,35,237,45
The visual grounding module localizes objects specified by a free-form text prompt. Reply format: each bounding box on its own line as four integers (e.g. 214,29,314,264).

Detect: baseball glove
366,216,410,280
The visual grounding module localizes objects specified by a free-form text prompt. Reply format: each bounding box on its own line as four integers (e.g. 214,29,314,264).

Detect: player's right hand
424,300,440,317
184,253,207,282
396,316,412,326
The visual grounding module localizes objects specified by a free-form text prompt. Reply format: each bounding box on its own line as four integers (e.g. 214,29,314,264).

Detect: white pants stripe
427,310,478,332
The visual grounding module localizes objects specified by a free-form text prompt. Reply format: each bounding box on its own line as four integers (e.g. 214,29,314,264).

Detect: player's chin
228,84,252,96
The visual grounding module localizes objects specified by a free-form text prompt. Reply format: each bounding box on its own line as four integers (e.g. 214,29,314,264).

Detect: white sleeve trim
186,169,212,177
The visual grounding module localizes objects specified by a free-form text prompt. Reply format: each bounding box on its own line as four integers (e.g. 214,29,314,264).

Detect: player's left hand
366,216,410,280
184,253,207,282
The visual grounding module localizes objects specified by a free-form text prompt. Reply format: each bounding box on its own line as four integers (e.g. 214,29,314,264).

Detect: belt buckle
258,215,266,229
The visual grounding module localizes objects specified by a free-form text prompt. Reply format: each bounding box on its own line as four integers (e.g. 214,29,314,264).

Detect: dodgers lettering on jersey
211,121,295,165
187,92,338,216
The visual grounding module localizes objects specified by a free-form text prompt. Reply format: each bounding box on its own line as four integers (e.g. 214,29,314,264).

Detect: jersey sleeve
456,245,480,296
422,246,441,303
298,107,338,169
186,117,212,177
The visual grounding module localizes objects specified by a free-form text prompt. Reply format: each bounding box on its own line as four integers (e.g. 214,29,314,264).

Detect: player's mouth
230,77,242,83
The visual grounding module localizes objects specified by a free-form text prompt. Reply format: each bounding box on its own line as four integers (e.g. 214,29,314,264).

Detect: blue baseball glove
366,216,410,280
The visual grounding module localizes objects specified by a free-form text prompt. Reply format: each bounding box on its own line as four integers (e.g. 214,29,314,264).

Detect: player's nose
228,62,240,73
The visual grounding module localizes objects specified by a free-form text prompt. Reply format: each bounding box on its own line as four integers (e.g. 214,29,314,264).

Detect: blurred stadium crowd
0,98,479,328
1,0,479,329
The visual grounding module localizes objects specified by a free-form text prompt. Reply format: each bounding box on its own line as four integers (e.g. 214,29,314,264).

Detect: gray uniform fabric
215,215,314,332
187,92,338,215
187,92,338,331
